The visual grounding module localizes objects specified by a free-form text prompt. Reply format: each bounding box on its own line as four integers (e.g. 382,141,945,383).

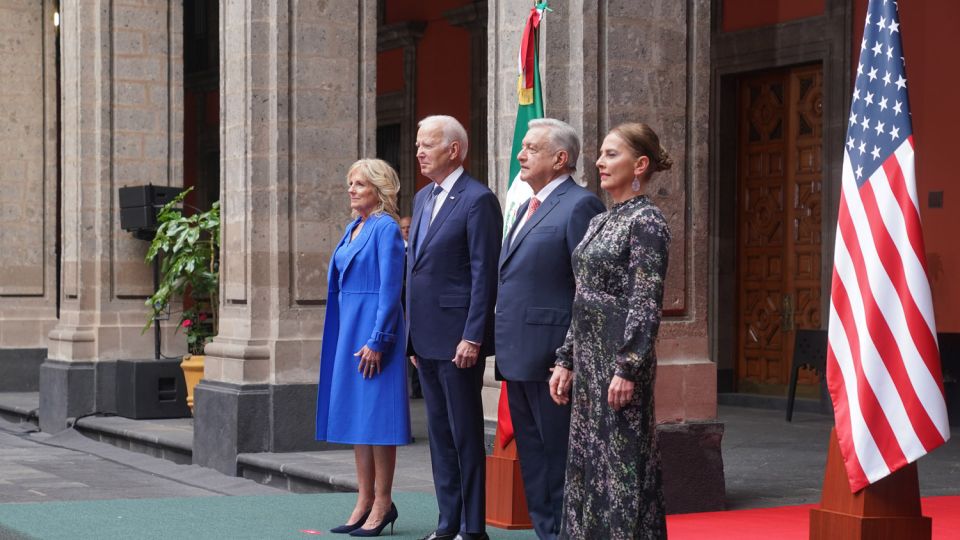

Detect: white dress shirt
510,175,569,244
430,166,464,222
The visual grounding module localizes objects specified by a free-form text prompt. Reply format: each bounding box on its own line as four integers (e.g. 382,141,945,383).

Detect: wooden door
736,64,824,395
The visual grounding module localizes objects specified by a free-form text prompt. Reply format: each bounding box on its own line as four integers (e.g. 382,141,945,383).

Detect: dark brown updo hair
609,122,673,175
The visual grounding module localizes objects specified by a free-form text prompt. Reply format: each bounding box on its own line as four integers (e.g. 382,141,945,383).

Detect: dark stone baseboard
96,360,118,415
657,420,726,514
38,359,123,433
193,381,328,476
38,360,96,433
192,380,270,476
0,348,47,391
269,383,330,452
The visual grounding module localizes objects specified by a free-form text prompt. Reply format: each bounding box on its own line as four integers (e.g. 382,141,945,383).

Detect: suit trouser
507,379,571,540
417,356,486,535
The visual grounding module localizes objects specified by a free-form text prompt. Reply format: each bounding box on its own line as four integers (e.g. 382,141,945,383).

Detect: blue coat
495,178,606,381
316,213,411,445
406,172,503,360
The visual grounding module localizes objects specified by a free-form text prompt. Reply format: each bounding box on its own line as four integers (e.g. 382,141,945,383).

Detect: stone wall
50,0,184,366
0,0,58,351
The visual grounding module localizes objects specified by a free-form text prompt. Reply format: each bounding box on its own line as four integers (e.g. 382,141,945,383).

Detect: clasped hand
452,340,480,368
408,340,479,369
607,375,635,411
548,365,573,405
354,345,382,379
550,368,634,410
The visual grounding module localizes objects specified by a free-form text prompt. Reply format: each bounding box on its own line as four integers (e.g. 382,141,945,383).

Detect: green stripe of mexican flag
502,3,547,236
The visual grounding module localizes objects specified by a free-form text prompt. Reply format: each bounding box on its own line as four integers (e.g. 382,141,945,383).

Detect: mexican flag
502,3,547,235
497,2,549,449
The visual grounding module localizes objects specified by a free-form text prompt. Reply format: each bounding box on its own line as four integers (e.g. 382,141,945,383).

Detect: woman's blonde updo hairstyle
610,122,673,177
347,158,401,222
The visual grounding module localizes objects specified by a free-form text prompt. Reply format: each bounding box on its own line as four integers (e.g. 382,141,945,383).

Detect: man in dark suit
407,115,502,540
495,119,605,540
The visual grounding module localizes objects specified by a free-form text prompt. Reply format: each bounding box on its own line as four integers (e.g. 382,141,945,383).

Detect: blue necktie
415,184,444,257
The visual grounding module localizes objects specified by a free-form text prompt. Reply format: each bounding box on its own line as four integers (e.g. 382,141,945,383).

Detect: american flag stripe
874,151,935,322
831,219,929,459
842,148,949,435
857,171,941,384
826,341,877,489
827,306,899,482
871,158,943,381
885,143,932,286
836,177,945,452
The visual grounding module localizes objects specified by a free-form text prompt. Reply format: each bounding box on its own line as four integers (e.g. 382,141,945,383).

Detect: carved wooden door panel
737,64,823,394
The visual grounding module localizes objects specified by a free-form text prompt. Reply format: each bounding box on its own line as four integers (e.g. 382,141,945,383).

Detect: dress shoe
453,533,489,540
349,503,398,537
330,508,371,534
417,531,458,540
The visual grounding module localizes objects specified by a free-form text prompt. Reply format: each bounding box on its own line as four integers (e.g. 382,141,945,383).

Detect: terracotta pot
180,354,205,413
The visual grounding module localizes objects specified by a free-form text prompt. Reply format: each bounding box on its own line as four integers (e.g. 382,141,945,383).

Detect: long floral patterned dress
555,195,670,540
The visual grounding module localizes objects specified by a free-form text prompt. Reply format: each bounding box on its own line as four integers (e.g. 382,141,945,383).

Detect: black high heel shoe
349,503,399,537
330,508,372,534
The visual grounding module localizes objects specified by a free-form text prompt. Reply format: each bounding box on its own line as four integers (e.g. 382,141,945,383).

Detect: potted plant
144,187,220,412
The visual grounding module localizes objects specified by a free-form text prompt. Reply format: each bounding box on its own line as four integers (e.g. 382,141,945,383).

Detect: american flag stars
846,2,911,183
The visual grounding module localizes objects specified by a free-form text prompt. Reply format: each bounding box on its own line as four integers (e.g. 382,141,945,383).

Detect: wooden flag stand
485,433,532,529
810,428,931,539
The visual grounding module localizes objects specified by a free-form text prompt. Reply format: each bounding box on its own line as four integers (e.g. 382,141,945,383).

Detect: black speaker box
118,185,183,232
115,358,191,419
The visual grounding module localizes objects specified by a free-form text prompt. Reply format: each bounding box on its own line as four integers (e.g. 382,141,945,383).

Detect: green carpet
0,492,537,540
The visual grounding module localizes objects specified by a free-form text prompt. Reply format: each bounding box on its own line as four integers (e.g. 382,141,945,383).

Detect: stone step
73,414,194,466
0,392,40,427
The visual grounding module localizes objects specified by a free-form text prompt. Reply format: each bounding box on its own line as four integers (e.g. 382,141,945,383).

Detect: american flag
827,0,950,492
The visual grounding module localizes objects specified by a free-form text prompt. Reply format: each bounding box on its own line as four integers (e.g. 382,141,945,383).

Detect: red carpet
666,496,960,539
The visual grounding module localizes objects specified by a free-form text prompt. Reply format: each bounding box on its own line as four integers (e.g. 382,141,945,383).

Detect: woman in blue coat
316,159,411,536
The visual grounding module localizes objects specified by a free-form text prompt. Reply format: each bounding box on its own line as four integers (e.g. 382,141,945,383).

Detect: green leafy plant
144,187,220,356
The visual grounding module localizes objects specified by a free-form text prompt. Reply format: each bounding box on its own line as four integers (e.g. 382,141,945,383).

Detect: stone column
40,0,183,432
193,0,377,475
0,0,59,390
487,0,722,512
446,1,488,184
487,1,530,201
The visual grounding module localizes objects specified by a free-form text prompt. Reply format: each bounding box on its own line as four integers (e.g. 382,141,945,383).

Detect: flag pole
810,428,930,538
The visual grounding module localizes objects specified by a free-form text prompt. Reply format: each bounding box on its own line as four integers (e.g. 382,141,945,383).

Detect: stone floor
1,391,958,510
0,419,279,504
721,405,960,509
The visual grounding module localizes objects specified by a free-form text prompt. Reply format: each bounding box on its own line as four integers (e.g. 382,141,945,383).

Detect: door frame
709,2,851,393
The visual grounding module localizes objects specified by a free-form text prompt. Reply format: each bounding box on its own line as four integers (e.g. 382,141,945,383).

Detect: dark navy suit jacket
406,171,503,360
495,177,605,381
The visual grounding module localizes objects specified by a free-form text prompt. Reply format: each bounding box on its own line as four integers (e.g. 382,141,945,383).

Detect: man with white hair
495,118,604,540
407,115,502,540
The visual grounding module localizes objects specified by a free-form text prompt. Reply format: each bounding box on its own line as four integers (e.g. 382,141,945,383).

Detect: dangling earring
631,176,641,192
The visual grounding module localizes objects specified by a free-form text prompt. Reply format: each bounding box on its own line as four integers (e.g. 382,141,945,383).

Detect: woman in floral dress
549,122,672,539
